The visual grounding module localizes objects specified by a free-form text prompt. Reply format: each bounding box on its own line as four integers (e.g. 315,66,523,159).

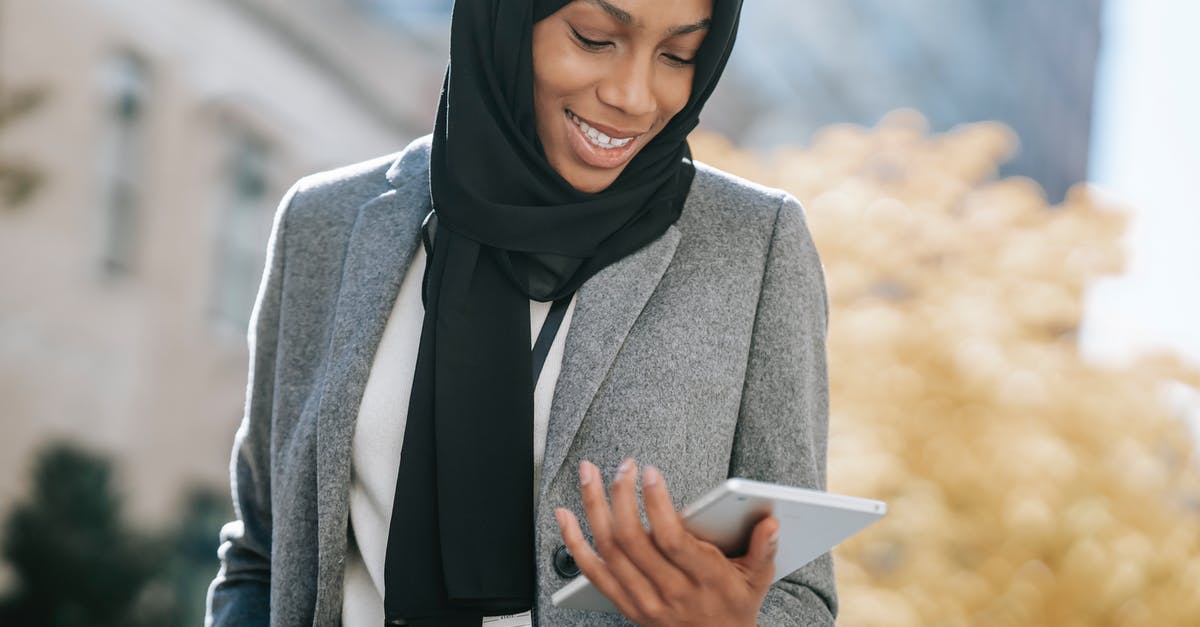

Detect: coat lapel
538,225,682,501
312,155,427,622
307,137,684,616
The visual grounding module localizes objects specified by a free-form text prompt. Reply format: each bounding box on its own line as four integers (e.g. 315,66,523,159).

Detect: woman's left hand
554,458,779,627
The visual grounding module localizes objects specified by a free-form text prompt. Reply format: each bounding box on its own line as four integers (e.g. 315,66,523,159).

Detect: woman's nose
596,54,657,118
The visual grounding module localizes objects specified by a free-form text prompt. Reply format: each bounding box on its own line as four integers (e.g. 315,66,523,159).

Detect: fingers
607,462,691,597
733,514,780,589
641,465,728,585
577,460,667,618
559,459,778,621
554,507,640,617
559,462,780,624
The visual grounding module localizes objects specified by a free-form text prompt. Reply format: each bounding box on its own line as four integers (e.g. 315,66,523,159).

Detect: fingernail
643,465,661,487
578,461,592,486
615,458,635,480
769,529,780,545
554,508,566,527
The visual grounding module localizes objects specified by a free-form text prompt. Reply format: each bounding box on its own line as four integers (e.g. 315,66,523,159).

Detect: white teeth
569,111,635,150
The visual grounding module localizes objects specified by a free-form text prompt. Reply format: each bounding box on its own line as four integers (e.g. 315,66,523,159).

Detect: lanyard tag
481,610,533,627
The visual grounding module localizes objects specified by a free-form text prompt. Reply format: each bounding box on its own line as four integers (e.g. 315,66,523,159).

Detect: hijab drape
383,1,744,624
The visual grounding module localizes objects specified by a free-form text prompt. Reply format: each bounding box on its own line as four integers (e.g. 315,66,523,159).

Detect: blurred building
0,0,447,526
704,0,1104,203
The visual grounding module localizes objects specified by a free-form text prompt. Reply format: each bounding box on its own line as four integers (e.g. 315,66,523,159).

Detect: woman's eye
569,26,611,51
662,53,696,67
567,23,695,67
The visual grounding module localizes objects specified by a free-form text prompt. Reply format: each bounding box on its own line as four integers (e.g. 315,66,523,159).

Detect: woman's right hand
555,459,779,627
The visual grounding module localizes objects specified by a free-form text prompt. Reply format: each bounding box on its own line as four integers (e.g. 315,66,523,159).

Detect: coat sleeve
729,193,838,625
205,182,299,627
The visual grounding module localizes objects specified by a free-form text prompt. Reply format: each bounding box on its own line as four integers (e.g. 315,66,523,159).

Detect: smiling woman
206,1,836,626
533,0,711,191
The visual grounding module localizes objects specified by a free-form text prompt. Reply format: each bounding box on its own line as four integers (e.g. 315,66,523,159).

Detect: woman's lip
563,109,643,170
567,109,645,139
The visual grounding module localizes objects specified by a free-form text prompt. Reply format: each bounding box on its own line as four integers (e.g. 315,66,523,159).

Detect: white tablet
551,478,887,613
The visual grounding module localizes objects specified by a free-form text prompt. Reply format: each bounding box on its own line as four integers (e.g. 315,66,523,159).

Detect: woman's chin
553,160,624,194
569,173,621,194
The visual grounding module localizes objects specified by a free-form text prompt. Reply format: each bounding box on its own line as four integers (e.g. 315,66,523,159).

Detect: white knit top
341,245,575,627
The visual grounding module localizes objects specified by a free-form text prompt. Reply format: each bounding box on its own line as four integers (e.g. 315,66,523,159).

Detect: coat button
552,544,581,578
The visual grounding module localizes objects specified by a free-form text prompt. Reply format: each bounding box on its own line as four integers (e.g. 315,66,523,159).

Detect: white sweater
341,245,575,627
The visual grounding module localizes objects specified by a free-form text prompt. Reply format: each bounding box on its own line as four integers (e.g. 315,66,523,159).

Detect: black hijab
383,1,744,624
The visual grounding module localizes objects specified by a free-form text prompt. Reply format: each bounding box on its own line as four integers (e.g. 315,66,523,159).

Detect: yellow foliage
692,111,1200,627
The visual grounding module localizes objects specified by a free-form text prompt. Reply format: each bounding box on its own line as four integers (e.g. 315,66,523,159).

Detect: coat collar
311,139,680,618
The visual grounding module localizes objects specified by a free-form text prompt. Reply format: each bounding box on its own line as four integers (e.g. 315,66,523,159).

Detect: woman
206,0,836,625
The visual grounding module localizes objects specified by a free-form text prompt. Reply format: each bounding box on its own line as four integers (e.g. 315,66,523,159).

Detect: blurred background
1,0,1198,625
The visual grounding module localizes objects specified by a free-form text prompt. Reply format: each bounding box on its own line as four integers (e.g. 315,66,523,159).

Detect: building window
98,53,149,276
212,132,272,332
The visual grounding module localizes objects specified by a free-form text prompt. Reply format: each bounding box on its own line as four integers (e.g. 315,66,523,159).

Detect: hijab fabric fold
383,1,744,624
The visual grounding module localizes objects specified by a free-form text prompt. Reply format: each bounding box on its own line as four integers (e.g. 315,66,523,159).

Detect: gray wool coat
205,135,836,626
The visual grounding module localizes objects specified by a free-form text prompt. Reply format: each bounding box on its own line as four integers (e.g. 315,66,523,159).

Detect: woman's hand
554,459,779,627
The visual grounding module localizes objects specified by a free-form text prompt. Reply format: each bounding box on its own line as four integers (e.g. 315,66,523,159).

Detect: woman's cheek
661,70,695,117
551,49,609,92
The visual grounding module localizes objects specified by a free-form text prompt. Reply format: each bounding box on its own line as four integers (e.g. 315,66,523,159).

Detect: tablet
551,478,887,613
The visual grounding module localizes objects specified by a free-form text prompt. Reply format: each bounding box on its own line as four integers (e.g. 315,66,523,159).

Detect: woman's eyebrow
584,0,712,36
669,18,712,37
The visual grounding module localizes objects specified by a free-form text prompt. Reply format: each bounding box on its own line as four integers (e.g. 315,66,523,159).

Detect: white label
481,611,533,627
